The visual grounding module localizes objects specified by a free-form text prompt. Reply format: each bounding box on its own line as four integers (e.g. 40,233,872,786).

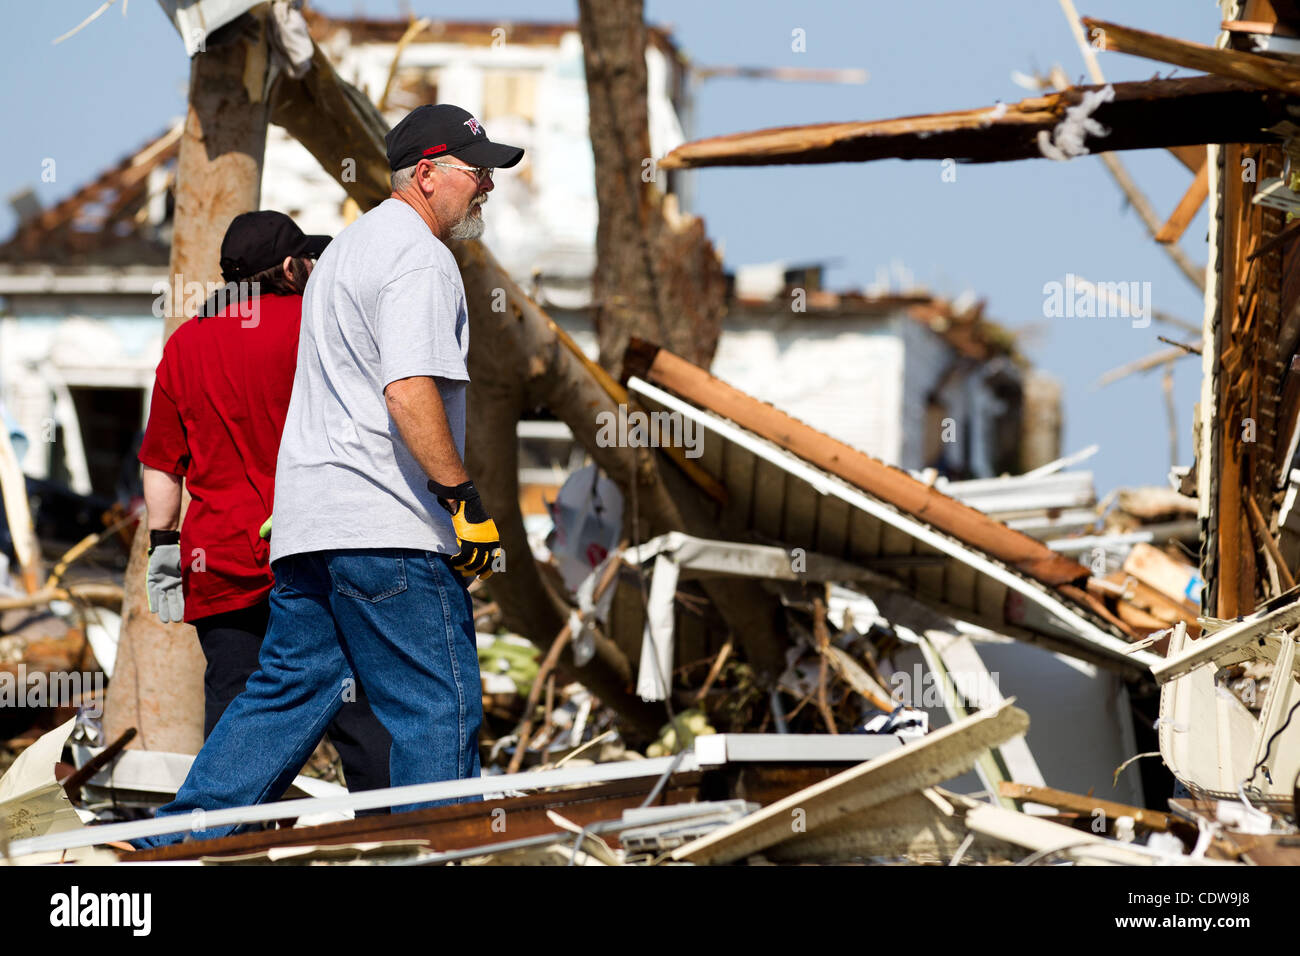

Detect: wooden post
104,19,270,754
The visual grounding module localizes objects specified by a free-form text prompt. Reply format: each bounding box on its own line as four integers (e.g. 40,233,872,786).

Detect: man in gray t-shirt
271,195,472,562
132,105,525,846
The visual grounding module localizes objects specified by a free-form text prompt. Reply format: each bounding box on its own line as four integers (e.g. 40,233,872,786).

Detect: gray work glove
146,532,185,624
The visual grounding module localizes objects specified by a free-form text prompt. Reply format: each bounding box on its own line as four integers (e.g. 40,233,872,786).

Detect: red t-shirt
138,294,303,622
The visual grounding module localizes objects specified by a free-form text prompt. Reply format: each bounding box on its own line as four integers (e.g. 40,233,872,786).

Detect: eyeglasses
423,160,492,183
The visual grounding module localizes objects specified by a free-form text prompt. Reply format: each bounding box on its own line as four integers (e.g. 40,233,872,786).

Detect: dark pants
193,599,392,808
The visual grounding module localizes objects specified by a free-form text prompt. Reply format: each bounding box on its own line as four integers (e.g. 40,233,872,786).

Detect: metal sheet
628,377,1158,671
693,733,903,767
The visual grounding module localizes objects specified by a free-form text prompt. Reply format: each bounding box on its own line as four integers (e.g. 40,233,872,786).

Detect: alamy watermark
151,276,263,327
0,665,104,716
595,404,702,459
1042,273,1151,328
889,663,1001,709
50,886,151,936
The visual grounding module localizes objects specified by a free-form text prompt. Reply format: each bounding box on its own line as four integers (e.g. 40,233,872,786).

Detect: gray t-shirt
270,198,469,562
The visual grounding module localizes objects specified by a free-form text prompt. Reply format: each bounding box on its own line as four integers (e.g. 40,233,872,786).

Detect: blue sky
1,1,1219,493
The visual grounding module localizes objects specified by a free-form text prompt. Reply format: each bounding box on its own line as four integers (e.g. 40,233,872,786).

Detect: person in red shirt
138,211,391,799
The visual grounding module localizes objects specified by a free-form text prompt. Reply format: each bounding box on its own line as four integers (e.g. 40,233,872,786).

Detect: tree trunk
577,0,727,376
104,19,270,754
576,0,784,683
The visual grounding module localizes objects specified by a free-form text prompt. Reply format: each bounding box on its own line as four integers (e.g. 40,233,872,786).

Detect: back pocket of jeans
329,553,408,603
271,557,294,594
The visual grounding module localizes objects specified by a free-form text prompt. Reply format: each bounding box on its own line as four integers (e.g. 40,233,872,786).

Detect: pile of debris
7,1,1300,868
1,332,1294,864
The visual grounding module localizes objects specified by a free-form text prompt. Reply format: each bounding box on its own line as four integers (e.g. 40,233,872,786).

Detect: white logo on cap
463,117,483,136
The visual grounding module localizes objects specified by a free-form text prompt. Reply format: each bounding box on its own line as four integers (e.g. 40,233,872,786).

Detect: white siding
258,32,686,307
709,316,905,464
899,316,962,471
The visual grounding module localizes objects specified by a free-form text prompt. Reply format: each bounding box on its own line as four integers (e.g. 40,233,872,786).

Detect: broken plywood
671,699,1029,864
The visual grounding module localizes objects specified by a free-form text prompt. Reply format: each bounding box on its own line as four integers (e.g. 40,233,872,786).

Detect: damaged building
1,0,1297,871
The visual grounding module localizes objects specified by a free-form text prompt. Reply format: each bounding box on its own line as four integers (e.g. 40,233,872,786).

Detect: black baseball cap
219,211,331,282
385,104,524,172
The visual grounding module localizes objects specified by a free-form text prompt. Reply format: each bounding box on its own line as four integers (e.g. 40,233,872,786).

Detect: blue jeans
132,548,482,847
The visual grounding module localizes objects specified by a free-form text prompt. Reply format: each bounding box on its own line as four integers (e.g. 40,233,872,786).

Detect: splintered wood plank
997,782,1179,833
658,75,1282,169
1222,20,1300,38
1155,160,1209,244
814,494,851,559
782,480,820,551
751,457,788,540
1085,17,1300,94
1167,144,1207,172
1218,143,1245,619
1122,542,1200,609
671,700,1029,864
720,440,756,528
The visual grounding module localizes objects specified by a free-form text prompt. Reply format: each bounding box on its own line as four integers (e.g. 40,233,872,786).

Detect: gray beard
448,209,485,240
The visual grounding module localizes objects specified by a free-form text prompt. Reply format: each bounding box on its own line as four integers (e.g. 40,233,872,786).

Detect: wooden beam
659,76,1287,170
1247,216,1300,262
1101,572,1200,635
1247,493,1297,590
997,781,1181,833
1057,0,1207,229
1167,144,1207,172
1223,19,1300,37
1085,17,1300,94
1156,160,1210,244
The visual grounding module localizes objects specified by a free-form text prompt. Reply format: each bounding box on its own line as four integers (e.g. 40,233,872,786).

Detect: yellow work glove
427,479,503,580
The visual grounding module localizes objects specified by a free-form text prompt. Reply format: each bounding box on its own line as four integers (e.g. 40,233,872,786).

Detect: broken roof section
621,340,1157,673
0,124,179,266
728,281,1023,365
